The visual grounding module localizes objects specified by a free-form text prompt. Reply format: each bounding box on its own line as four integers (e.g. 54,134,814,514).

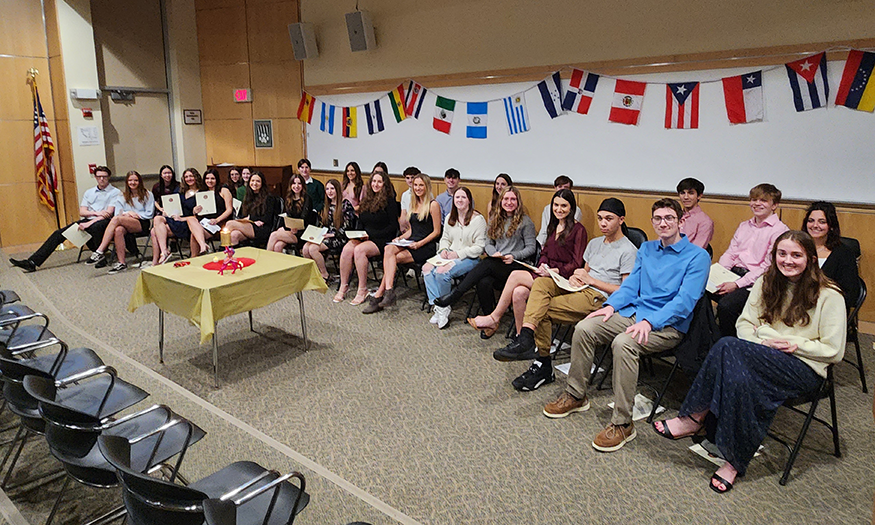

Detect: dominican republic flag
319,102,336,134
665,82,700,129
722,71,764,124
786,52,829,112
297,92,315,124
364,100,385,135
466,102,488,139
405,81,428,118
342,106,357,138
502,92,530,135
537,72,564,118
609,80,646,125
835,50,875,112
562,69,599,115
433,96,455,134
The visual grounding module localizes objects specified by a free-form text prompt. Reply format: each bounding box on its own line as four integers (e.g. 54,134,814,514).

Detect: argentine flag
466,102,488,139
503,92,530,135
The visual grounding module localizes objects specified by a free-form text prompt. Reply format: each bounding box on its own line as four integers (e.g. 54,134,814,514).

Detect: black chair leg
829,387,841,457
853,337,867,393
45,475,71,525
647,360,680,423
1,426,29,489
779,397,821,486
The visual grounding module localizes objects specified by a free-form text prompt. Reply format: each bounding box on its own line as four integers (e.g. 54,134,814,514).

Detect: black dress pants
452,257,524,314
29,219,110,267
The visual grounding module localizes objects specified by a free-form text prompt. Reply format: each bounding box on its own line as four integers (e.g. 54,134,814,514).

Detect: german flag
342,106,357,138
388,84,407,122
297,92,315,123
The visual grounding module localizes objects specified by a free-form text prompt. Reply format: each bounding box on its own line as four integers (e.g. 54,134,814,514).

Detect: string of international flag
296,48,875,138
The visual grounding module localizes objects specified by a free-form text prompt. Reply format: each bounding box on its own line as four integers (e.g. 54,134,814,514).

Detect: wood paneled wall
195,0,305,167
0,0,75,249
313,170,875,324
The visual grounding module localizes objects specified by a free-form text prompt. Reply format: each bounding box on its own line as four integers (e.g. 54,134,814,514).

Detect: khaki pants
522,277,606,355
567,313,682,426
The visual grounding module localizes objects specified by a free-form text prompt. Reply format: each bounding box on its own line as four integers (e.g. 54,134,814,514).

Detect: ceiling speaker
345,10,376,52
288,22,318,60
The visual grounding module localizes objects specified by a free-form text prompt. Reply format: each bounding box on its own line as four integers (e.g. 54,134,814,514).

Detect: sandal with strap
710,473,735,494
350,290,369,306
651,415,704,440
333,285,349,303
467,316,498,339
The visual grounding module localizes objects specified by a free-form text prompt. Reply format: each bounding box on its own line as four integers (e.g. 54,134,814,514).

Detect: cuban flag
785,52,829,112
665,82,700,129
562,69,599,115
364,100,385,135
502,92,530,135
466,102,488,139
722,71,763,124
537,72,564,118
320,102,336,134
405,81,428,118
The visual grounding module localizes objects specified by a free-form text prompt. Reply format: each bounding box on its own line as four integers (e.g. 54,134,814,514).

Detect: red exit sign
234,89,252,102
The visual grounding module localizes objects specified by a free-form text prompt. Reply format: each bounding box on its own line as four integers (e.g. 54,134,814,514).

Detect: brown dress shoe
543,392,590,419
592,422,637,452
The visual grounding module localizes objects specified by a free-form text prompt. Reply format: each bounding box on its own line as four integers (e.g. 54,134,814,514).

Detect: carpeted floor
2,247,874,524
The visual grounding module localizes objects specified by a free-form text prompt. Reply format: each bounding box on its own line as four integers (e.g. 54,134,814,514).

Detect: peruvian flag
562,69,599,115
609,80,646,125
722,71,763,124
665,82,699,129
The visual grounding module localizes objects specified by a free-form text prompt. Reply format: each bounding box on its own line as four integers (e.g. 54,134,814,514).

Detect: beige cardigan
736,277,847,377
437,213,488,260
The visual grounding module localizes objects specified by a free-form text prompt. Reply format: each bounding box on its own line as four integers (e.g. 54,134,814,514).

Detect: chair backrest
840,236,861,262
625,227,648,248
848,277,867,327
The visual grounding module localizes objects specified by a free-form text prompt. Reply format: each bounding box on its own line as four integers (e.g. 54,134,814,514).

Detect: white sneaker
435,305,451,329
86,251,105,265
429,309,439,324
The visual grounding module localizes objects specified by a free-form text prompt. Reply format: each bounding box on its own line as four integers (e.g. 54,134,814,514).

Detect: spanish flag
297,92,315,123
388,84,407,122
342,106,357,138
836,49,875,112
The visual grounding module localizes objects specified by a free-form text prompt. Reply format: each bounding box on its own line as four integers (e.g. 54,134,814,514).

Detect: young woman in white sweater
424,187,487,328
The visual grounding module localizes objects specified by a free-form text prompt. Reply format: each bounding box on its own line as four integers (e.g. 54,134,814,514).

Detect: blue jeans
423,257,480,304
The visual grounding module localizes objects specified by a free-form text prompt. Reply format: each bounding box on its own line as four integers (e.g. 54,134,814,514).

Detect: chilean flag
785,52,829,112
665,82,699,129
722,71,763,124
562,69,599,115
609,79,646,125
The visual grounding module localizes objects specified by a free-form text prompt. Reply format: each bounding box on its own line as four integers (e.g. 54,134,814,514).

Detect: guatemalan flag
722,71,763,124
502,92,530,135
466,102,488,139
785,52,829,112
537,72,564,118
562,69,599,115
665,82,699,129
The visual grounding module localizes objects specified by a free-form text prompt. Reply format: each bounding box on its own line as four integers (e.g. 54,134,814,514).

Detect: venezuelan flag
342,106,357,138
388,84,407,122
836,50,875,112
297,92,315,123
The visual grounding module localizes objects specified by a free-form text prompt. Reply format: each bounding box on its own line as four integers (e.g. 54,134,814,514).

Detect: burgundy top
538,221,587,278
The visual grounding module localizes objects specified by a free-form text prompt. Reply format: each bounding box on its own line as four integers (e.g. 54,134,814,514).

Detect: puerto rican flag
562,69,599,115
785,52,829,112
722,71,763,124
609,80,646,125
665,82,699,129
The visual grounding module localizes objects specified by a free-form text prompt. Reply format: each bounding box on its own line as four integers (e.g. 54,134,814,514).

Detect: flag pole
28,69,62,230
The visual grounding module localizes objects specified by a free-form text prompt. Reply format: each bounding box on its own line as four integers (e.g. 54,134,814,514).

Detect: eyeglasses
651,216,678,224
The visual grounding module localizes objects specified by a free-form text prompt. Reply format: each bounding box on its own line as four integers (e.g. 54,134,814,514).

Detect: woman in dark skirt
652,230,846,493
362,173,441,314
335,170,399,305
224,171,281,247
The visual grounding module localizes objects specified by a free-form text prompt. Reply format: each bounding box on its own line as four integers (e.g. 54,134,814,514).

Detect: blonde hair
409,174,434,222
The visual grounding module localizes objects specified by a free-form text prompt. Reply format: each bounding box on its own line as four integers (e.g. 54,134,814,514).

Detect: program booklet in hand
161,194,183,217
301,225,329,244
345,230,367,239
195,191,216,215
426,255,454,267
199,218,221,234
707,263,740,294
62,224,92,248
548,269,588,293
279,213,305,230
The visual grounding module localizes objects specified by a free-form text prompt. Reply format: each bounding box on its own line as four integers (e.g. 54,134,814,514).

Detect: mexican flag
433,96,455,134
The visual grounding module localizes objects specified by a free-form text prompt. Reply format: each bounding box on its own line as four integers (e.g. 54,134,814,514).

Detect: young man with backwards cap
495,198,639,392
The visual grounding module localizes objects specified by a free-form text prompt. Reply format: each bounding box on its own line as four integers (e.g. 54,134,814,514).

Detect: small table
128,247,327,387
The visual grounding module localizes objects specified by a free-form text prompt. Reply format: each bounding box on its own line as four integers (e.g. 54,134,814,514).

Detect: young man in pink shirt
714,183,789,336
677,178,714,250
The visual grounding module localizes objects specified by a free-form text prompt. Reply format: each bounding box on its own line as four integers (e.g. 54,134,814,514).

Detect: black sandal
651,416,704,440
710,473,735,494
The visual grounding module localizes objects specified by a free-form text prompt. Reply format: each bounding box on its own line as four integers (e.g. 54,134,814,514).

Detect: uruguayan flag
502,92,530,135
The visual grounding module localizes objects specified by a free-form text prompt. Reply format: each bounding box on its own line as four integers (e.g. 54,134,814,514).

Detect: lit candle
220,228,231,247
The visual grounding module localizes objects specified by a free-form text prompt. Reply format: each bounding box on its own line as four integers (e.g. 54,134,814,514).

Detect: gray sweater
484,216,537,261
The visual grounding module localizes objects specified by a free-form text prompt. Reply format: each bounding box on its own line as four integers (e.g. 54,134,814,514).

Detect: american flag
33,84,57,211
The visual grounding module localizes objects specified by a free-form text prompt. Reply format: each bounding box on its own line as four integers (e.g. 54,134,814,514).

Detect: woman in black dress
224,171,281,247
188,168,234,257
802,201,860,309
266,174,314,253
151,164,179,216
301,179,356,281
335,170,399,305
149,168,205,265
363,173,441,313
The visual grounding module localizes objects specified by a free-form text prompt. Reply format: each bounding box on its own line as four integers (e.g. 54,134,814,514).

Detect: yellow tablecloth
128,247,327,343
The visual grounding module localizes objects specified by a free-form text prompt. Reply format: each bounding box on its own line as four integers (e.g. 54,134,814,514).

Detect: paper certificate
162,194,183,217
195,191,216,215
232,198,242,215
279,214,305,230
200,218,221,234
62,224,92,247
426,255,454,267
548,269,588,293
301,225,328,244
345,230,367,239
389,239,415,247
707,263,739,294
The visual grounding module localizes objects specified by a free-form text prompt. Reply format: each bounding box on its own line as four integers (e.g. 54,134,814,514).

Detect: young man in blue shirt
542,198,710,453
434,168,460,223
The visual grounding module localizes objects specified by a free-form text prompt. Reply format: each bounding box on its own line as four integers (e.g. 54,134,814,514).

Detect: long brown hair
322,179,344,229
241,171,269,217
342,162,363,200
284,174,311,218
123,171,148,206
758,230,841,327
181,168,207,192
487,186,527,239
359,172,395,214
448,186,475,227
546,188,577,246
